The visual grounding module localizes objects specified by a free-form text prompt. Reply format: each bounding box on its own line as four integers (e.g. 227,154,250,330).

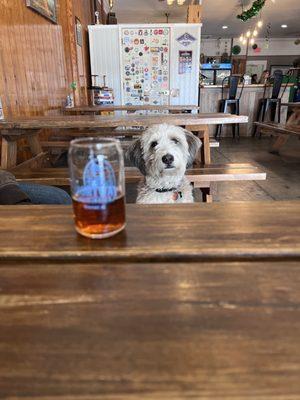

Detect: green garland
237,0,266,22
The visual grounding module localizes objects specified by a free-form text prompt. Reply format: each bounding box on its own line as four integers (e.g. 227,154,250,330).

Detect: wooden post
187,3,202,23
1,136,18,169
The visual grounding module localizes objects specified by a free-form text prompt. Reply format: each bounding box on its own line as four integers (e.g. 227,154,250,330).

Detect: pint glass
68,138,126,239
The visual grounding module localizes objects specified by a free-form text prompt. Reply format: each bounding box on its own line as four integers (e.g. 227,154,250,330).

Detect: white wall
201,37,300,57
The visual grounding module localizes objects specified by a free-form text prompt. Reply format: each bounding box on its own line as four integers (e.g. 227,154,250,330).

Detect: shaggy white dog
126,124,201,204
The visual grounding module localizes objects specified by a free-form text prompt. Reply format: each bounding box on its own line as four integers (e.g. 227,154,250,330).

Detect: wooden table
0,113,248,169
0,202,298,262
64,104,201,114
0,202,300,399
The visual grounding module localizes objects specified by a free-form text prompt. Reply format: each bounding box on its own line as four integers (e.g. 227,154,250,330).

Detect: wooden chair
215,74,245,140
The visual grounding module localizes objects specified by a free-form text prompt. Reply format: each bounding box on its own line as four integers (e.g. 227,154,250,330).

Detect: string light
257,20,263,28
250,38,255,45
253,29,258,36
246,30,251,37
167,0,186,4
239,35,244,42
242,38,247,45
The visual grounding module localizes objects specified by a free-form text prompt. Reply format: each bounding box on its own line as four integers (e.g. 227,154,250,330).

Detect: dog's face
127,124,201,179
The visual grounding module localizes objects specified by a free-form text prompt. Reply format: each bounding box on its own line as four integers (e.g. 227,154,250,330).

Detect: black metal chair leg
252,101,262,137
270,101,277,122
236,101,240,139
277,99,281,123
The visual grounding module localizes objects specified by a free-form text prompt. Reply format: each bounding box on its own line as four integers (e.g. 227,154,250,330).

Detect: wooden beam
187,4,202,23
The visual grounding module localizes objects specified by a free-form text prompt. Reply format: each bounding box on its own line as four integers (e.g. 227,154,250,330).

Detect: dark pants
18,183,72,205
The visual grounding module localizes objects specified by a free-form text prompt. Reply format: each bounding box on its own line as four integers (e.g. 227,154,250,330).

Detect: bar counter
200,84,291,136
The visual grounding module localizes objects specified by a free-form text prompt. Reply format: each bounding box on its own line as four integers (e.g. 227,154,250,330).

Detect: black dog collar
155,187,176,193
155,188,183,199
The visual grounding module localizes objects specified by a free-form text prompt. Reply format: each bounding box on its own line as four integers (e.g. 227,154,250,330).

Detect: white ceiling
113,0,300,38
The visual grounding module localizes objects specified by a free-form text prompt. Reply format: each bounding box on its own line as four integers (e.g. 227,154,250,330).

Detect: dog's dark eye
172,138,179,144
151,141,158,149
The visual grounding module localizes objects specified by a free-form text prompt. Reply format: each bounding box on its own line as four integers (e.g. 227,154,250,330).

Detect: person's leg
18,183,72,205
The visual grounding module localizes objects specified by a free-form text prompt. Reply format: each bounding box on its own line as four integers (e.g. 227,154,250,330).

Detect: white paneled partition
88,24,202,107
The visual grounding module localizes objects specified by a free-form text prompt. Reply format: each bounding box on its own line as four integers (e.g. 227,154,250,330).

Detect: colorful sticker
178,50,193,74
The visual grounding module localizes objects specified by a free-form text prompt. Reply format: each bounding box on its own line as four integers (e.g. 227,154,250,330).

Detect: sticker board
121,27,170,107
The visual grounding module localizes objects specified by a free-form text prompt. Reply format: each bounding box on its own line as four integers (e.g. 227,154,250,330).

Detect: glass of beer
68,138,126,239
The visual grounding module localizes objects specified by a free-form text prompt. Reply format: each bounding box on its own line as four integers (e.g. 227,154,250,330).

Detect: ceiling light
167,0,174,4
281,24,288,28
257,20,263,28
222,26,228,29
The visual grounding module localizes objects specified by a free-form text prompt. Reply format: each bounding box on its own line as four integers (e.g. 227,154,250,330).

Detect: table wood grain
0,113,248,131
0,202,299,262
0,259,300,399
64,104,201,113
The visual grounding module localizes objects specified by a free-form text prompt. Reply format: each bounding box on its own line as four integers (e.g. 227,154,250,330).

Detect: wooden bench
255,122,300,154
40,138,220,150
13,163,266,202
255,103,300,154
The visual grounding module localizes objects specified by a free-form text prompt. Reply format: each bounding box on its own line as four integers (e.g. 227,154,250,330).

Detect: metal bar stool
252,70,286,137
215,74,245,141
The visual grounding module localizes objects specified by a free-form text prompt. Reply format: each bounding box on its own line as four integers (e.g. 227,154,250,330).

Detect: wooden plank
27,133,43,155
9,152,48,173
256,122,300,137
0,201,298,262
64,104,201,113
14,165,266,186
0,113,249,131
1,259,300,399
1,136,17,169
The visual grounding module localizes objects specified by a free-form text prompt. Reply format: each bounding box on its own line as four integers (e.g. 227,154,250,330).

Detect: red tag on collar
172,192,179,201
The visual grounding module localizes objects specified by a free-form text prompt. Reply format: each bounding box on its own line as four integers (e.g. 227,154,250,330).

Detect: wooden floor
211,136,300,202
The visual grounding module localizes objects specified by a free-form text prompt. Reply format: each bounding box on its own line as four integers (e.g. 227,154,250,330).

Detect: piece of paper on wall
178,51,193,75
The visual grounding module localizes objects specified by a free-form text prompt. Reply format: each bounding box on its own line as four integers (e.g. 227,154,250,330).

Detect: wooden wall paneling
0,0,94,164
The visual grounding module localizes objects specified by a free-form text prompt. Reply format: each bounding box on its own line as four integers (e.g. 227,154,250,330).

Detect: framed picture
75,17,83,47
270,65,292,76
246,60,267,79
26,0,57,24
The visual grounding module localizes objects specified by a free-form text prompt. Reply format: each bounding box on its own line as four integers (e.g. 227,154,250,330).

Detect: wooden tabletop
1,258,300,399
0,113,248,131
64,104,201,112
0,201,299,262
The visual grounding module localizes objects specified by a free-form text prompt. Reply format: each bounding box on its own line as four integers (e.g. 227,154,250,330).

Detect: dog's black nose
162,154,174,165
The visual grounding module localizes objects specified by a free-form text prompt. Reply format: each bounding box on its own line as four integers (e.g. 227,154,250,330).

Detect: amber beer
68,137,126,239
72,195,125,238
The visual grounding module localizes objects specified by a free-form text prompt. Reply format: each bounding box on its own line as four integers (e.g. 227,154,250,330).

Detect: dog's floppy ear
126,138,147,175
184,129,202,168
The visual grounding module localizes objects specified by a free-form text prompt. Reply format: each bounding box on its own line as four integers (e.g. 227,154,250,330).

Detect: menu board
121,27,170,107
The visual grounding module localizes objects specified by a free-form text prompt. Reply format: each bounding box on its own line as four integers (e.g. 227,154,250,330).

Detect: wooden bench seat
255,122,300,136
40,139,220,150
254,121,300,154
14,163,266,187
